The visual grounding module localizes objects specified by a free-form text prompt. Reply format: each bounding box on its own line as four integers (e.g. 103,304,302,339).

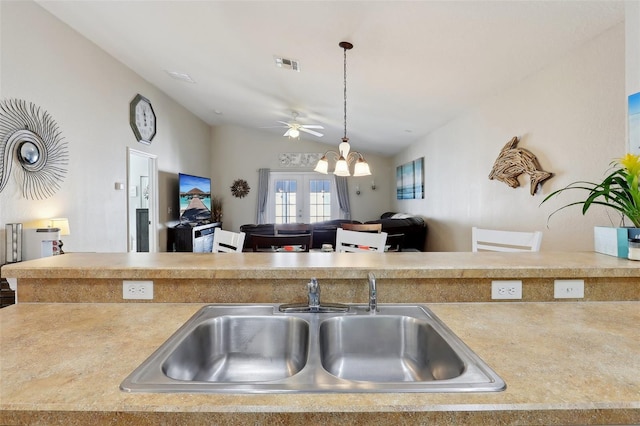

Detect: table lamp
49,218,70,254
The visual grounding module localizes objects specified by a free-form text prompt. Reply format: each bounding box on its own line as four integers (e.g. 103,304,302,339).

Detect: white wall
210,124,393,232
627,1,640,96
0,1,211,259
393,23,626,252
627,1,640,154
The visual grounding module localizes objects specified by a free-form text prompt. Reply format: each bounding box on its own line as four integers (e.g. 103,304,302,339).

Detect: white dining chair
335,228,388,253
471,227,542,252
212,229,246,253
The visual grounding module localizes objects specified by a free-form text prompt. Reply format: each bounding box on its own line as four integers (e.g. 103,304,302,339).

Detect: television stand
167,222,221,252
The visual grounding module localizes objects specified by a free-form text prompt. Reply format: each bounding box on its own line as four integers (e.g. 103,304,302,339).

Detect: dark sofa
240,213,427,251
365,212,427,252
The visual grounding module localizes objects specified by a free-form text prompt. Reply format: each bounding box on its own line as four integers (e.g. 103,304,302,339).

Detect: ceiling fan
270,112,324,139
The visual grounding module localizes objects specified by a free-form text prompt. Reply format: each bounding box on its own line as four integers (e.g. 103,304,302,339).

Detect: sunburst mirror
0,99,69,199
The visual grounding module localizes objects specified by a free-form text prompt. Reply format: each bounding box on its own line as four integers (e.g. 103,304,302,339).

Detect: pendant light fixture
314,41,371,177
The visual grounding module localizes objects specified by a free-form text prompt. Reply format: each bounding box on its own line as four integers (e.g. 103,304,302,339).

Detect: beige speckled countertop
2,252,639,304
3,251,640,280
1,252,639,424
1,302,639,425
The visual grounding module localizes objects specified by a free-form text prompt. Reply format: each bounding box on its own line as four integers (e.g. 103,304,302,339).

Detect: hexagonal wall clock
129,94,156,144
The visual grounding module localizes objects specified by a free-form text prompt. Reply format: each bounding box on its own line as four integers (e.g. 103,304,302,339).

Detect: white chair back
335,228,388,253
472,227,542,252
212,229,246,253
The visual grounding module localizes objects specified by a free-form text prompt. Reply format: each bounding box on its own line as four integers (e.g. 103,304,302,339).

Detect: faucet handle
307,278,321,311
368,272,378,312
308,278,319,293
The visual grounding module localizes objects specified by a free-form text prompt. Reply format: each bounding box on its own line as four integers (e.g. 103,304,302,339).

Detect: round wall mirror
18,141,40,165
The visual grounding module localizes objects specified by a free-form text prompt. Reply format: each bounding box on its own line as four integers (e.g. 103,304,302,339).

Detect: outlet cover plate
491,280,523,300
554,279,584,299
123,280,154,300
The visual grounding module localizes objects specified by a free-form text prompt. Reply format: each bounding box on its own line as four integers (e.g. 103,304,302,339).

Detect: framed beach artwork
396,157,424,200
629,92,640,155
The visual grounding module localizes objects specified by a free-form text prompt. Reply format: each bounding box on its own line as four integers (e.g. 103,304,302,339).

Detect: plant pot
593,226,640,258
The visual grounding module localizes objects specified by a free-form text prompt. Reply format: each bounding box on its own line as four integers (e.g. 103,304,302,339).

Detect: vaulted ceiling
36,1,625,156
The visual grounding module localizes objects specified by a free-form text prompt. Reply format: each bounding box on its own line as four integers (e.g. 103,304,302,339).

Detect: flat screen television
178,173,212,225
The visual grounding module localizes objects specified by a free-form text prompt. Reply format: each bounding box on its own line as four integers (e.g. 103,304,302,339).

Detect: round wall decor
0,99,69,199
230,179,250,198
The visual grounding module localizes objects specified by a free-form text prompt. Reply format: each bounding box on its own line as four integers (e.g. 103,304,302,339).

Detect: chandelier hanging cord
341,41,352,140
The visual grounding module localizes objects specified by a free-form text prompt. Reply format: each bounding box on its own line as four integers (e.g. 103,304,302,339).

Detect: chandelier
314,41,371,177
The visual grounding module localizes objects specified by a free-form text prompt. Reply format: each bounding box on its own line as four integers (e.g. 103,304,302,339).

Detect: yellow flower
543,153,640,228
619,153,640,177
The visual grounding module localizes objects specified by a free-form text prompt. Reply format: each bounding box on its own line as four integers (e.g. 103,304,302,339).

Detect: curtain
334,175,351,220
256,168,270,224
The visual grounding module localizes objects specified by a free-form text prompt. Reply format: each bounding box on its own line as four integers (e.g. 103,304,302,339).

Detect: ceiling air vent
274,57,300,72
165,70,196,83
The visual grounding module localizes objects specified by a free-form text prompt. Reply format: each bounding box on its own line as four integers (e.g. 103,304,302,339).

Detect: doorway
266,172,338,223
127,148,158,252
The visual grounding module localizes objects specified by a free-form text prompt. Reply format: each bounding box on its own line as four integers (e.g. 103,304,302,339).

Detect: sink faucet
279,278,348,313
307,278,321,312
368,272,378,312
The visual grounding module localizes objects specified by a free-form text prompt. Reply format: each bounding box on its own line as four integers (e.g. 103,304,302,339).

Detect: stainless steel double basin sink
120,304,505,393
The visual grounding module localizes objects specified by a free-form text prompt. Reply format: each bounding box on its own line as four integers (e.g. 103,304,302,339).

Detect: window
267,172,338,223
274,179,297,224
309,179,332,222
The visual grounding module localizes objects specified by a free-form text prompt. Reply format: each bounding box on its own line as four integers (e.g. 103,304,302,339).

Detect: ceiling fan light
353,158,371,177
334,156,351,176
314,156,329,174
288,128,300,138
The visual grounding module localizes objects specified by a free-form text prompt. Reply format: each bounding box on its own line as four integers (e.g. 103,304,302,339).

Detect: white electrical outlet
123,280,154,300
491,280,522,300
554,279,584,299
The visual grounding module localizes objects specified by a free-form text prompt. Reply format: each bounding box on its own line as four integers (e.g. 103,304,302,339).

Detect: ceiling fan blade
300,125,324,129
283,129,291,137
260,125,289,129
299,128,323,137
276,121,292,127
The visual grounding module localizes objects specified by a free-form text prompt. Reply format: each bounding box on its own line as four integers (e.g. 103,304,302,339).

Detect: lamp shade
353,158,372,177
314,156,329,174
334,157,350,176
49,218,70,236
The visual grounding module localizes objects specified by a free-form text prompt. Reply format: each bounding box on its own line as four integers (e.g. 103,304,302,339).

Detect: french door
267,172,338,224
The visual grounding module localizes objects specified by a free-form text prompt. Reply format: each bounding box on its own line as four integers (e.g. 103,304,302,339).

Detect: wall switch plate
554,279,584,299
491,280,522,300
123,280,153,300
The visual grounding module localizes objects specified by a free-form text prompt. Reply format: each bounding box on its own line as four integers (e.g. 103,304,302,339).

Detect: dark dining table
250,234,312,252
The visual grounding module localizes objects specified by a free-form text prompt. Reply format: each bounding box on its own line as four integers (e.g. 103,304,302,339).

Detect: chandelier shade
314,41,371,177
353,157,371,177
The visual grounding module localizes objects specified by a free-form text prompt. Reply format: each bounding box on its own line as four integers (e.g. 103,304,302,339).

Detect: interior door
127,148,158,252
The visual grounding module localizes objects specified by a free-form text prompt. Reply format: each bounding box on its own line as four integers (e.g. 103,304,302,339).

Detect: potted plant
542,153,640,257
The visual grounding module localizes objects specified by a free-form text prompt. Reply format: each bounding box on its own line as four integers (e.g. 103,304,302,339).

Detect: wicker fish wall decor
489,136,552,196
